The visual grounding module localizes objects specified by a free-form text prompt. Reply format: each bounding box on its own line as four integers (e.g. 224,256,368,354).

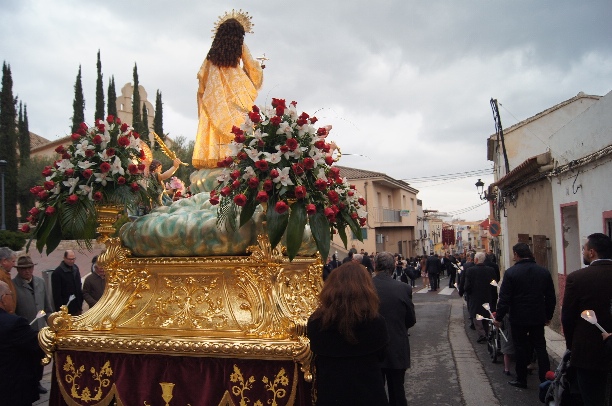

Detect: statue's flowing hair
207,19,245,67
311,262,380,344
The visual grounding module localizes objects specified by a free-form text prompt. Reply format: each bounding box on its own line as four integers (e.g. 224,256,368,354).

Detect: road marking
438,287,456,295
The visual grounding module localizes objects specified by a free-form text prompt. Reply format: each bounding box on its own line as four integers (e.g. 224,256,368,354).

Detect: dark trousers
511,323,550,383
575,367,610,406
429,273,439,290
382,368,408,406
448,270,456,288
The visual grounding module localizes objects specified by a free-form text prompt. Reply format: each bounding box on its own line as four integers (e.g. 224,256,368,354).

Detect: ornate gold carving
262,367,290,406
95,204,124,243
62,355,113,402
229,365,291,406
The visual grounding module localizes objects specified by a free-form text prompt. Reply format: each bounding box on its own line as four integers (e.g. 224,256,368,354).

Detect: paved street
24,258,563,405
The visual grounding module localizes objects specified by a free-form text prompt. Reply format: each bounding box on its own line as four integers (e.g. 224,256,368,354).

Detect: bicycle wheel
491,329,500,363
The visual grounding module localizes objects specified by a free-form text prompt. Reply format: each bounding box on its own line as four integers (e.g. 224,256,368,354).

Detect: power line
403,168,493,183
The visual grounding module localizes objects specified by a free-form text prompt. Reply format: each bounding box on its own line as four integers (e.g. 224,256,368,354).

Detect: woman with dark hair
307,262,389,405
192,15,264,169
148,158,181,208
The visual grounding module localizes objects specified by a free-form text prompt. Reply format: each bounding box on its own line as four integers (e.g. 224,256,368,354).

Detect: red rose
130,182,140,192
65,168,74,177
120,123,129,132
275,201,289,214
322,143,331,153
106,147,116,157
292,163,304,176
27,215,37,225
296,117,307,126
83,169,93,179
252,105,260,113
139,149,145,160
28,207,40,216
93,191,103,201
231,125,243,135
248,177,259,189
255,160,269,172
325,156,334,166
306,203,317,215
317,127,329,136
210,190,217,197
324,207,335,219
30,186,43,195
233,194,247,206
270,116,282,126
286,138,298,151
315,179,327,191
303,158,315,170
269,169,279,179
350,212,358,219
279,145,289,153
117,176,126,185
137,163,145,172
99,162,111,173
359,217,367,226
62,152,72,159
223,156,234,167
256,190,269,203
237,152,248,161
310,116,318,124
230,170,241,180
299,112,309,120
66,194,79,205
20,224,30,233
331,204,340,214
209,195,220,205
231,179,241,189
44,181,55,190
79,122,88,131
220,186,232,197
42,167,53,177
118,136,130,147
348,190,354,197
329,167,340,178
71,133,81,141
85,149,95,158
92,135,103,144
132,132,140,139
314,140,325,149
106,115,115,123
263,179,273,191
358,197,366,205
235,133,246,143
350,185,356,190
248,111,261,123
115,117,121,124
294,185,307,199
275,106,284,116
128,164,139,175
327,190,339,204
54,145,65,154
97,123,105,132
37,191,49,200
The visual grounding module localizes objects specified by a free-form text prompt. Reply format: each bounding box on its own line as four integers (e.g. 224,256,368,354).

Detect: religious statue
192,10,264,169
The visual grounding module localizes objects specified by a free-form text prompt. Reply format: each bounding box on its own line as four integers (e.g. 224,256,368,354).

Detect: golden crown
212,9,254,38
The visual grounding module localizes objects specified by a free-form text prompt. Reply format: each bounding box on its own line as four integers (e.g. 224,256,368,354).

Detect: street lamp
475,178,495,201
0,159,6,230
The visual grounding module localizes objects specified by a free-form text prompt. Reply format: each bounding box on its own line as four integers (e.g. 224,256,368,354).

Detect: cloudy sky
1,1,611,220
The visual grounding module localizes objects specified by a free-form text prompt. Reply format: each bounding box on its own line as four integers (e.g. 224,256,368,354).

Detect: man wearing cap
0,246,17,312
51,250,83,315
12,255,52,394
0,280,45,404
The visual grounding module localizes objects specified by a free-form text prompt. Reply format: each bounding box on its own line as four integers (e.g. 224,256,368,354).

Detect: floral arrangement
165,176,186,196
24,115,150,254
211,98,367,261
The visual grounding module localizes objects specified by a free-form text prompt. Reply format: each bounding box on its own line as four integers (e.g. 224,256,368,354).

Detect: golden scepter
152,131,189,166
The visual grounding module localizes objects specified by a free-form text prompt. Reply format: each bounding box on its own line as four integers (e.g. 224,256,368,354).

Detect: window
352,228,368,240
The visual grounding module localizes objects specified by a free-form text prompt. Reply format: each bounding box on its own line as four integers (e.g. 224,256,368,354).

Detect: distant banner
400,210,410,217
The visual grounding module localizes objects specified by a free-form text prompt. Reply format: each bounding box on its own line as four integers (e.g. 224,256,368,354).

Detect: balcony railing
373,207,401,223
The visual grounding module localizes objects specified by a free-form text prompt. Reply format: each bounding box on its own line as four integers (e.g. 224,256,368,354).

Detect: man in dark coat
51,250,83,315
425,254,442,291
458,252,475,329
0,281,45,406
464,252,497,342
561,233,612,406
373,252,417,406
494,243,556,389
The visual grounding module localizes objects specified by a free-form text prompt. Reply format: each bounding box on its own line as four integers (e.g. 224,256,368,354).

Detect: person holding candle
561,233,612,406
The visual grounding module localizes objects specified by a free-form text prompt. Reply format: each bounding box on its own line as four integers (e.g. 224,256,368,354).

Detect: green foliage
71,65,85,134
286,201,307,260
309,212,331,265
153,90,163,139
151,135,194,187
132,64,142,134
141,103,149,140
107,75,117,117
18,156,52,221
18,101,30,165
95,50,105,121
0,62,18,231
0,230,26,251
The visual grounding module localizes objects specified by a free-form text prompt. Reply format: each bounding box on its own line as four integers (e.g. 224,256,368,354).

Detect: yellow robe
192,44,263,169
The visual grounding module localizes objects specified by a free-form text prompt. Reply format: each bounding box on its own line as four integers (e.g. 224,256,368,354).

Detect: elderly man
51,250,83,315
494,243,556,389
0,280,45,405
83,257,106,308
0,247,17,312
12,255,52,394
373,252,416,406
464,252,497,343
561,233,612,406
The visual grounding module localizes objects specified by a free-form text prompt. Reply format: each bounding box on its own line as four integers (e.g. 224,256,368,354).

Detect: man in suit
425,254,442,291
373,252,417,406
13,255,53,394
458,252,476,329
464,252,497,343
494,243,556,389
561,233,612,406
51,250,83,315
0,280,45,405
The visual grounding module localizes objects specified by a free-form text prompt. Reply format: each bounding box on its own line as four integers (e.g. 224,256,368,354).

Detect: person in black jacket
373,252,417,406
494,243,556,389
51,250,83,315
425,254,442,291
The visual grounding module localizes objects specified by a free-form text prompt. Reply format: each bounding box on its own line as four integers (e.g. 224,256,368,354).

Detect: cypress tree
107,75,117,117
18,101,30,165
71,65,85,133
153,89,164,142
141,103,150,141
95,49,105,121
131,63,142,133
0,62,18,230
